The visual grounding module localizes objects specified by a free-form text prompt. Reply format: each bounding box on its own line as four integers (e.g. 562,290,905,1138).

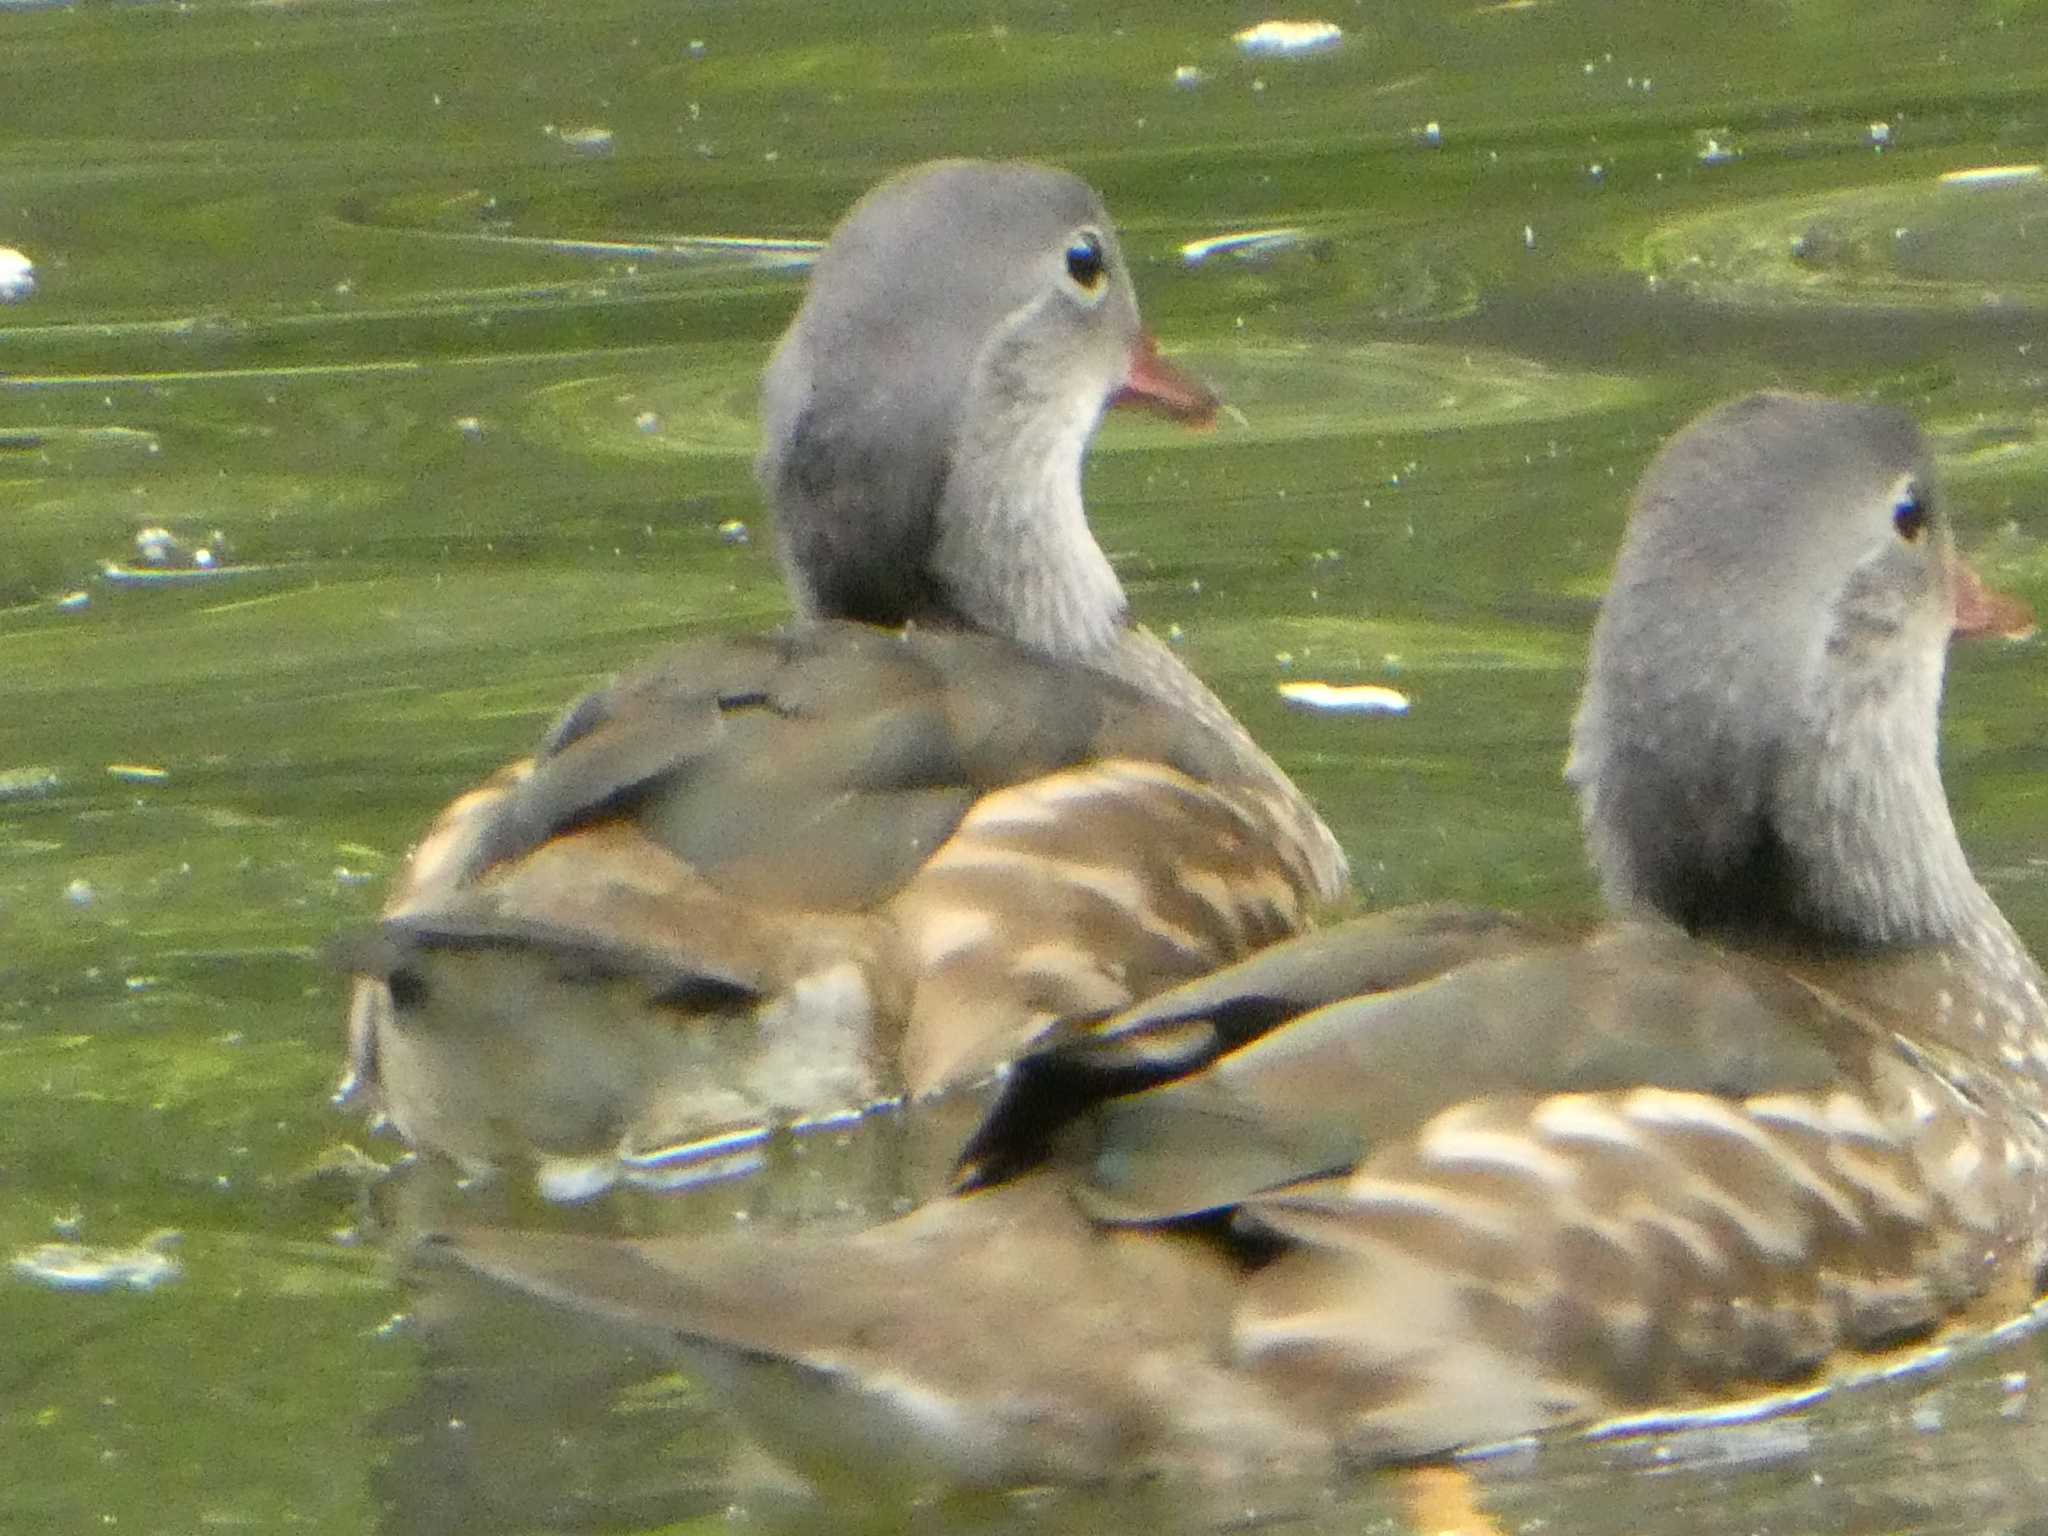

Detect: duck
337,159,1349,1202
441,392,2048,1489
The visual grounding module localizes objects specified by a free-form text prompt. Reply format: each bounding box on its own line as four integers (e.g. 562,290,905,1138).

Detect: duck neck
1772,704,2004,952
925,360,1348,903
928,341,1129,664
1781,714,2048,1090
1763,647,2048,1027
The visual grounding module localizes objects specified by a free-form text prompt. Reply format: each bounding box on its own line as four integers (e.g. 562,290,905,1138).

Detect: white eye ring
1063,230,1108,298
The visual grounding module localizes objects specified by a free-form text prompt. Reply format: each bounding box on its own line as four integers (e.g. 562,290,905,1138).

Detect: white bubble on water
0,246,34,303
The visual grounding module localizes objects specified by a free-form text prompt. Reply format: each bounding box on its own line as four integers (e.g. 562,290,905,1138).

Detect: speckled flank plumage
338,161,1344,1196
441,393,2048,1490
1235,1059,2043,1460
893,759,1320,1093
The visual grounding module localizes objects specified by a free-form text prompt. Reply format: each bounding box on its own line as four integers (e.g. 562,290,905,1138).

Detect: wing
1058,920,1854,1222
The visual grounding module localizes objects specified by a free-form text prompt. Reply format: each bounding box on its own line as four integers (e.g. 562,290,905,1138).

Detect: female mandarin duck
337,160,1347,1201
446,394,2047,1487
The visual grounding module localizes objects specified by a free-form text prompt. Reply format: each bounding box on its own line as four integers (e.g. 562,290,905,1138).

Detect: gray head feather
757,160,1140,650
1568,393,1986,946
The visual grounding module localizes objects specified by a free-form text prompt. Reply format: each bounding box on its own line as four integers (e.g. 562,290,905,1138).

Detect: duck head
758,159,1216,662
1569,392,2033,947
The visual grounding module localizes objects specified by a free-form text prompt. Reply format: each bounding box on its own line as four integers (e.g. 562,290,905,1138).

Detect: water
4,1,2048,1531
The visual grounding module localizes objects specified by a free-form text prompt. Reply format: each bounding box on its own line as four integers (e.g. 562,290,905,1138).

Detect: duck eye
1893,487,1927,543
1064,232,1107,293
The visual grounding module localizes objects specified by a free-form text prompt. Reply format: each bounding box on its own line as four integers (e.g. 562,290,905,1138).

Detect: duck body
452,904,2048,1484
344,621,1329,1196
442,394,2048,1485
340,160,1345,1197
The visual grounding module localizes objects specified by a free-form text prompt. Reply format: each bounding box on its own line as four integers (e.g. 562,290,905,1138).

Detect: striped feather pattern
1235,1060,2045,1459
893,762,1317,1092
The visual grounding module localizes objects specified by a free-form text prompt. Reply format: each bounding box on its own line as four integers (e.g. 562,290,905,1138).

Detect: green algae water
6,2,2048,1531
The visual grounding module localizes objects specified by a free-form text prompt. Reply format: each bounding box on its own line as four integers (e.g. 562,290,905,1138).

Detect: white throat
929,362,1127,663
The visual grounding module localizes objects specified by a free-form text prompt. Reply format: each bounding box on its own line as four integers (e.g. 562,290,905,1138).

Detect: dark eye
1065,232,1106,292
1893,487,1927,542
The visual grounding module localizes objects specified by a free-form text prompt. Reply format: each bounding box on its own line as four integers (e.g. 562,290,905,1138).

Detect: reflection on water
380,1257,2048,1536
4,0,2048,1531
1638,172,2048,311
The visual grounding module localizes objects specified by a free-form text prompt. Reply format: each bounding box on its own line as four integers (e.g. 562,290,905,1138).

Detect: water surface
6,2,2048,1531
